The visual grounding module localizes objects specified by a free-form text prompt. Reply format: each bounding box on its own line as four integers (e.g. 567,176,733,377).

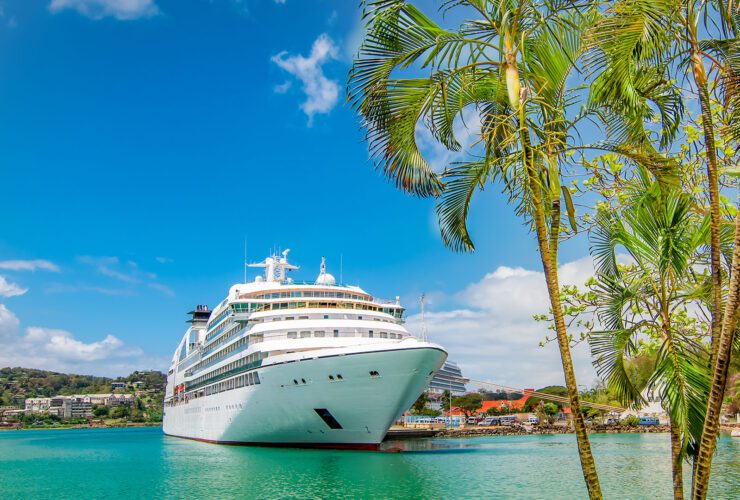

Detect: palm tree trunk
670,421,684,499
519,109,603,500
691,211,740,499
690,48,723,363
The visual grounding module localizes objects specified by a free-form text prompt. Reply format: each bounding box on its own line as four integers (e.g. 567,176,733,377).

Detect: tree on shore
585,1,739,496
586,172,711,498
452,393,484,418
411,391,430,414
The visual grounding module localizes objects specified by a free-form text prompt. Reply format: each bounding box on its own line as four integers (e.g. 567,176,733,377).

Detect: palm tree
583,2,739,496
348,1,604,496
587,172,711,499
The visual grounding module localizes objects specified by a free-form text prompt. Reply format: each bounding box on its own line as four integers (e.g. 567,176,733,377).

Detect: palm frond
590,210,623,278
648,339,710,455
590,324,645,407
435,159,495,251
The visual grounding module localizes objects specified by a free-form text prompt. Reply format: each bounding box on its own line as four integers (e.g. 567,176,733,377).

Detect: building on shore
0,406,23,422
428,361,468,395
426,361,468,410
619,390,669,425
25,398,52,413
25,394,135,419
478,389,534,414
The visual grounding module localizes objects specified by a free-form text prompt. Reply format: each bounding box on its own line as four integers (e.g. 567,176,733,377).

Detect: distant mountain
0,367,166,407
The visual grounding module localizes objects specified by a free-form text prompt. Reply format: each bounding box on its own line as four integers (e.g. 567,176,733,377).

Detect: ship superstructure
163,250,447,448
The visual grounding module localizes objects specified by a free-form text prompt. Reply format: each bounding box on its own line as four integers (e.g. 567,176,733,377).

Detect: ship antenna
420,293,428,342
243,237,247,284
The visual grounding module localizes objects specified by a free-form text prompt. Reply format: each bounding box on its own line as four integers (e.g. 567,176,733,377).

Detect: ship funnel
187,305,211,324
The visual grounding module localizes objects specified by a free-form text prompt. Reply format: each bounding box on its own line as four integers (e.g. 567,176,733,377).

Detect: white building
619,390,670,424
25,398,52,413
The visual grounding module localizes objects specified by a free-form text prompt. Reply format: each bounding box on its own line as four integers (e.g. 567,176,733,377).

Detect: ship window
293,379,298,385
370,371,380,377
285,317,294,321
301,378,306,384
336,374,343,380
380,332,388,339
368,330,373,338
254,372,260,384
300,331,311,338
314,331,325,338
287,332,297,339
358,316,363,320
323,315,329,319
333,329,339,337
329,375,334,380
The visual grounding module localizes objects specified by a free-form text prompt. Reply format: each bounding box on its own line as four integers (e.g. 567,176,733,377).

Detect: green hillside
0,367,165,407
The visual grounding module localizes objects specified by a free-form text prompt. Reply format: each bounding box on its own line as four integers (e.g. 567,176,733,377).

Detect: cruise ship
163,250,448,449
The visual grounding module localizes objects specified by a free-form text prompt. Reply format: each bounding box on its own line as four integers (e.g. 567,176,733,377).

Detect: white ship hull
163,345,446,449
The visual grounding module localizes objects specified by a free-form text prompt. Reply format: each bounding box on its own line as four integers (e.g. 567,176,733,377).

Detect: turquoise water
0,428,738,499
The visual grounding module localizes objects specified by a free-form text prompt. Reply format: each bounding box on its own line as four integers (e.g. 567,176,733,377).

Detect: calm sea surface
0,427,738,499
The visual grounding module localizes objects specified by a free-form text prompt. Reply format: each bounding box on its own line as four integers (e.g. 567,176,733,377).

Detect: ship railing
257,331,411,342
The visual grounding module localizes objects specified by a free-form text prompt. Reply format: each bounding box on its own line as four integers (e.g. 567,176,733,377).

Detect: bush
93,406,109,417
111,407,130,419
621,415,640,427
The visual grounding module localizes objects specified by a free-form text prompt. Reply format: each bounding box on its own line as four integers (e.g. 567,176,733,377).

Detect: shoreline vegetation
0,422,162,431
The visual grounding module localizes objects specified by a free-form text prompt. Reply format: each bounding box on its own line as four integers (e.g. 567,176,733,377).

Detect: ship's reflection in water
380,438,478,454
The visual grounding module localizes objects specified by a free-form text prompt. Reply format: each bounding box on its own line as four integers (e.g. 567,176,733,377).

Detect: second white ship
163,250,447,449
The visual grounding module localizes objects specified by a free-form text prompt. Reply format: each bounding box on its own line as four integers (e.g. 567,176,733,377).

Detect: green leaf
561,185,577,234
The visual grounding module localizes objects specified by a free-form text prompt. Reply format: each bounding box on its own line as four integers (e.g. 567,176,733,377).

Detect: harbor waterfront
1,427,738,499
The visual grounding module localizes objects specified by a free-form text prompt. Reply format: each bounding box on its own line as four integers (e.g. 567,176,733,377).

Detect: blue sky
0,0,596,386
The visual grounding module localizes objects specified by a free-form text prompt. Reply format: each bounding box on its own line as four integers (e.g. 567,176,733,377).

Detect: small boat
731,428,740,438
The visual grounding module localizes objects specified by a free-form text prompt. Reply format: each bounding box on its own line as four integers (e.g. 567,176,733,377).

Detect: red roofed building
476,389,535,415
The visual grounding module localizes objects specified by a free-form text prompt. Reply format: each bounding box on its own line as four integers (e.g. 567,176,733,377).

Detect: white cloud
327,10,337,26
0,304,165,376
0,260,60,272
78,256,138,283
76,255,173,295
148,283,175,297
0,276,27,297
272,34,339,125
273,81,291,94
49,0,159,21
405,256,598,389
0,304,20,339
155,256,173,264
